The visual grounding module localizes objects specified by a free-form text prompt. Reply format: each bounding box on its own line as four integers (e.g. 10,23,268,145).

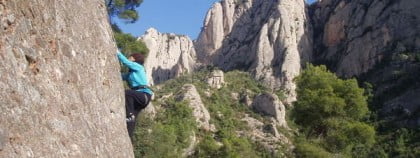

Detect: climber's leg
125,90,138,140
135,92,152,110
127,117,136,139
125,90,137,119
126,91,152,140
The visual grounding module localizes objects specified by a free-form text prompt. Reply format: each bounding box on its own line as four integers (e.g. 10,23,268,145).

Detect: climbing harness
131,85,151,91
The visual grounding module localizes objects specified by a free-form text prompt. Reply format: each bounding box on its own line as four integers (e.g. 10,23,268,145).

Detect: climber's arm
117,50,141,71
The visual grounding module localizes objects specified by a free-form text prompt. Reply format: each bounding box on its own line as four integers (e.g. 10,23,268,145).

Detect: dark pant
125,90,151,140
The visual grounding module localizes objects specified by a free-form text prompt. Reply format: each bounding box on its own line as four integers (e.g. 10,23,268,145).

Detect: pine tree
106,0,143,23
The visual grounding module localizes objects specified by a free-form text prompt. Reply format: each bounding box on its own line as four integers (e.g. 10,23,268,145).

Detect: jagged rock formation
140,28,197,85
177,84,216,132
0,0,132,157
252,93,288,127
311,0,420,77
310,0,420,127
193,0,420,127
195,0,313,103
206,70,225,89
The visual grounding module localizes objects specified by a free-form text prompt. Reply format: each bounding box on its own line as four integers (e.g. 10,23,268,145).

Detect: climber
116,50,153,140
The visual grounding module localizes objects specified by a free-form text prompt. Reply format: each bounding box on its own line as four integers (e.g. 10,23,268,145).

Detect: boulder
177,84,216,132
252,93,287,127
206,70,224,89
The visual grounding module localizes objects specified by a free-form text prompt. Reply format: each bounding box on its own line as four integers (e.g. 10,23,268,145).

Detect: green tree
106,0,143,23
105,0,148,57
113,24,149,55
293,64,375,156
293,64,369,135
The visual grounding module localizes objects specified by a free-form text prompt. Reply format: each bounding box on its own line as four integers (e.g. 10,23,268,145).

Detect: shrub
133,99,197,158
292,64,375,156
295,140,331,158
293,65,369,134
133,70,284,157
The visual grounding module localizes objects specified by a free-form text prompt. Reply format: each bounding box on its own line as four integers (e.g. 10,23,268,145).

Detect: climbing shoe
126,114,135,123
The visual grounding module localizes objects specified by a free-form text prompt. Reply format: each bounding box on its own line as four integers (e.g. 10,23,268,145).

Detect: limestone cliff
140,28,197,85
311,0,420,77
138,0,419,129
310,0,420,127
193,0,419,127
0,0,132,157
195,0,313,103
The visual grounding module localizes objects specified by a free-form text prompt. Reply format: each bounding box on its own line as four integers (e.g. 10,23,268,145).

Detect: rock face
0,0,132,157
206,70,225,89
252,93,287,127
140,28,197,85
195,0,313,103
177,84,216,132
382,88,420,128
177,84,215,156
311,0,420,77
310,0,420,127
193,0,420,128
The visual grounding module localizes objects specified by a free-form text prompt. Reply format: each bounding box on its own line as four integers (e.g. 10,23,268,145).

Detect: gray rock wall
195,0,313,103
310,0,420,128
177,84,215,132
0,0,133,157
311,0,420,77
140,28,197,85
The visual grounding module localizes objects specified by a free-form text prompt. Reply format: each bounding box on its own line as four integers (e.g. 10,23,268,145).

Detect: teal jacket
117,51,153,95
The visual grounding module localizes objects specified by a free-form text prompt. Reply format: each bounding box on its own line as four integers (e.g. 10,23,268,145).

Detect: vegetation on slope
360,51,420,158
132,68,290,158
292,64,420,158
131,64,419,158
106,0,148,68
112,24,149,56
291,64,375,157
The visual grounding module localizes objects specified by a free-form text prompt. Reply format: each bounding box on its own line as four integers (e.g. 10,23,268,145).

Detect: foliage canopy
106,0,143,23
293,64,375,156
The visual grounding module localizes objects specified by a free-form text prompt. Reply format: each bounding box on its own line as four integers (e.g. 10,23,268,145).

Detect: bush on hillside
293,64,375,156
133,99,197,158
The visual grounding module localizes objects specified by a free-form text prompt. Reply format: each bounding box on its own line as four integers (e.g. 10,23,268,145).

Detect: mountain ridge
141,0,420,127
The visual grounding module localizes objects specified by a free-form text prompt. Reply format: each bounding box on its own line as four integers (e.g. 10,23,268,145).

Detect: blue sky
116,0,317,40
